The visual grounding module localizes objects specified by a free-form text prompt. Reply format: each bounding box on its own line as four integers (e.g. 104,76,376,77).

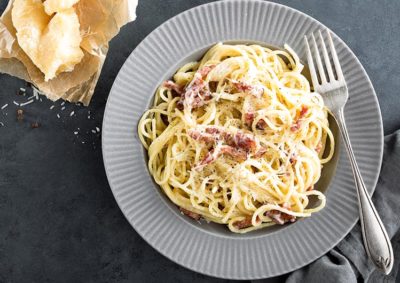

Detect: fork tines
304,30,344,88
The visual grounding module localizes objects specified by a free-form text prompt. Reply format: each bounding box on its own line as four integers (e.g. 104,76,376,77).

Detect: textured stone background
0,0,399,282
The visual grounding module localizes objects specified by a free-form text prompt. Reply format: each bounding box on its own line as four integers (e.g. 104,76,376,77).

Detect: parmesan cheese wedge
12,0,83,81
37,8,84,81
43,0,80,15
12,0,50,66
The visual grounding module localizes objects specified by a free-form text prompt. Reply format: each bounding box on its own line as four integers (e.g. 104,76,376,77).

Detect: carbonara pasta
138,43,334,233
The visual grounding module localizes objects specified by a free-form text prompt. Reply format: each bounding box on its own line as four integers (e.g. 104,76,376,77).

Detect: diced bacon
194,92,213,106
233,81,264,98
233,81,253,92
244,112,255,127
187,130,200,140
256,119,267,130
265,210,296,225
282,213,297,223
180,207,202,221
188,127,223,144
290,106,309,132
187,129,215,144
176,65,217,110
199,145,247,166
232,132,256,152
163,80,183,95
233,217,253,229
220,145,247,160
300,105,309,117
204,127,222,135
189,127,256,152
222,132,253,152
233,216,261,229
244,114,268,130
198,64,216,77
266,211,285,225
290,122,301,132
181,85,212,109
191,127,260,167
289,154,297,165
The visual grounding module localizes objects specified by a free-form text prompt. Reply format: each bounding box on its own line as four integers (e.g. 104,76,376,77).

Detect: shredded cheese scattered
20,100,34,106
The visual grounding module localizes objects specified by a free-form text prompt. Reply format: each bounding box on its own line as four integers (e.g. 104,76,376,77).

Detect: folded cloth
254,129,400,283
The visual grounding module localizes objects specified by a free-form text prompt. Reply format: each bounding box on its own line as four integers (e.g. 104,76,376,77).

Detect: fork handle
336,109,393,274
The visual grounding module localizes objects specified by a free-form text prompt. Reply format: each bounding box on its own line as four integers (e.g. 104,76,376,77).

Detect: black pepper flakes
16,109,24,121
31,122,40,129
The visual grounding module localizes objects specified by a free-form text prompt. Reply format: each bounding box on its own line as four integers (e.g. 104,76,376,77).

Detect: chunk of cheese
12,0,50,66
43,0,80,15
38,8,84,81
12,0,83,81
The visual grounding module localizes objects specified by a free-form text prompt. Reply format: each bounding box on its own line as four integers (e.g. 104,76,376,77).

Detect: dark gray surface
0,0,399,282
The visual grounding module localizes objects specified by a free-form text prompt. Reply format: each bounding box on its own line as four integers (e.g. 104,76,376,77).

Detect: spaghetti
138,43,334,233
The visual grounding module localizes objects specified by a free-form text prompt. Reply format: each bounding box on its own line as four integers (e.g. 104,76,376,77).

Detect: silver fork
304,30,393,274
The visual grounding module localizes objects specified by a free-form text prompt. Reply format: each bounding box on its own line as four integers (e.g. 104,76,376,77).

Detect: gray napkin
287,130,400,283
255,130,400,283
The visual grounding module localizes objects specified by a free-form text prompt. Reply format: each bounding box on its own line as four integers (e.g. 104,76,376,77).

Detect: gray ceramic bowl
102,0,383,279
